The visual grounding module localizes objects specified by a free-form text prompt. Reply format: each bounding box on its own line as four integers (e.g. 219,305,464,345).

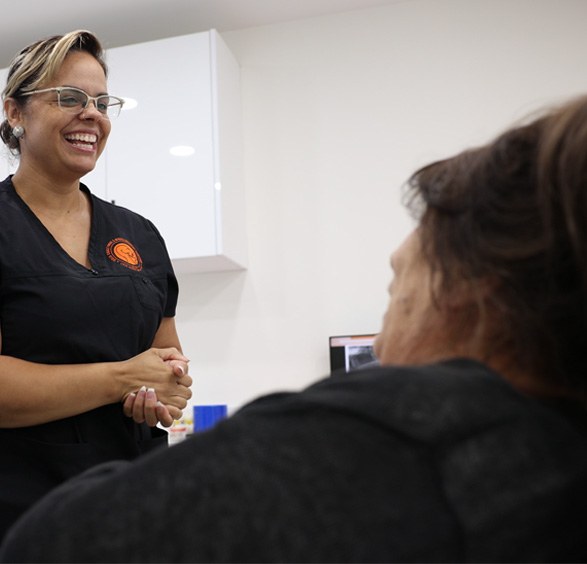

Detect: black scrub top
0,176,179,538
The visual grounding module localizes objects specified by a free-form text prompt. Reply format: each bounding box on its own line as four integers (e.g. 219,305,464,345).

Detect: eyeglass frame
19,86,125,119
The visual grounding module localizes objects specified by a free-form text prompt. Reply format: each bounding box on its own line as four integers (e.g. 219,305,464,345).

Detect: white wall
173,0,587,412
0,67,18,178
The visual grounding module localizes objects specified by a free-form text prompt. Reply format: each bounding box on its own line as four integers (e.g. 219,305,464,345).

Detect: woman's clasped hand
121,347,192,427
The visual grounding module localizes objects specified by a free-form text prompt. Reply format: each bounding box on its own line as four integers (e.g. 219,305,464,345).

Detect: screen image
329,334,379,374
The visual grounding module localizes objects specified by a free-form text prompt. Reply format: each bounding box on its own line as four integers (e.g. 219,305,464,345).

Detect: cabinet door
105,32,218,260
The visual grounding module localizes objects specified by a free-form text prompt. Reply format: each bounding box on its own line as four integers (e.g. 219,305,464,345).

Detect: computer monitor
329,334,379,374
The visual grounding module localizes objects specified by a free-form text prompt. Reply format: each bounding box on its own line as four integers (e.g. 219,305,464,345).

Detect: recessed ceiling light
169,145,195,157
121,97,138,110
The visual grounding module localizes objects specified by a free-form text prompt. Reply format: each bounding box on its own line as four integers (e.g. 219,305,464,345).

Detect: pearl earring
12,125,24,139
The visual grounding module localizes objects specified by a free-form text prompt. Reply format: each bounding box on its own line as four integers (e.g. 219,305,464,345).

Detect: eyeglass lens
58,88,122,118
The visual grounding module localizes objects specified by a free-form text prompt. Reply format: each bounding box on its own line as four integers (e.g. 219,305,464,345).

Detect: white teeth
65,133,97,143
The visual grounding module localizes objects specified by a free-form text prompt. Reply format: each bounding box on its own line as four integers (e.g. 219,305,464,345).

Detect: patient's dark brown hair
406,95,587,397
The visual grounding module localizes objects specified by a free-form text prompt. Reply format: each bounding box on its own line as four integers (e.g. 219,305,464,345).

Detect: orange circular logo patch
106,238,143,271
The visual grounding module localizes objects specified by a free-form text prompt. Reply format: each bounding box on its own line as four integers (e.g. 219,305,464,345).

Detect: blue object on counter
193,404,228,432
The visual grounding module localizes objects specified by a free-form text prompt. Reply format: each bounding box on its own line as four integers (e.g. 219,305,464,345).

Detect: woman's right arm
0,347,190,428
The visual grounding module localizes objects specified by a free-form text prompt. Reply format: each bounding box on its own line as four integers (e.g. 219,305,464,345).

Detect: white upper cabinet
86,30,247,273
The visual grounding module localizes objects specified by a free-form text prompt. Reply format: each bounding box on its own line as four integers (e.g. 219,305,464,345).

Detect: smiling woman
0,30,192,541
1,35,112,180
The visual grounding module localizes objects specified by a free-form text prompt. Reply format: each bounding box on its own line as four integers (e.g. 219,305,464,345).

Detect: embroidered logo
106,238,143,271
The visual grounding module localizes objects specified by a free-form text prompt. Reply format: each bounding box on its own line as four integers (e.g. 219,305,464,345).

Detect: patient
2,95,587,563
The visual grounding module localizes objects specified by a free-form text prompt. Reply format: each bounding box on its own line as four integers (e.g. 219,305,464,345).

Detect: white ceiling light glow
169,145,196,157
121,97,138,110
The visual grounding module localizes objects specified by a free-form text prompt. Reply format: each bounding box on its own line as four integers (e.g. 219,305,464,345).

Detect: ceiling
0,0,401,67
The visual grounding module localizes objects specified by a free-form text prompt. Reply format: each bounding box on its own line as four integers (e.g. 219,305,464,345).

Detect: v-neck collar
7,176,98,273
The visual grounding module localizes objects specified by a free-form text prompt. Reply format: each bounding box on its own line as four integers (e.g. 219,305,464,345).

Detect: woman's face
374,229,453,366
11,50,111,182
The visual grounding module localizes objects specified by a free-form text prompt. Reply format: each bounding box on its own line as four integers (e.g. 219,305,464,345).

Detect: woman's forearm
0,345,190,428
0,356,123,428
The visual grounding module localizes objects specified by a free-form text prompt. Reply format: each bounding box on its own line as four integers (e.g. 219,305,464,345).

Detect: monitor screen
329,334,379,374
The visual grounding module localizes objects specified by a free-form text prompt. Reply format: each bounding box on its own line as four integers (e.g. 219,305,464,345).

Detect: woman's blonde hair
1,30,107,153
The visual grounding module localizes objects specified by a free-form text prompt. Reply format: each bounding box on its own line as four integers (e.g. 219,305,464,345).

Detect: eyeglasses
20,86,125,119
